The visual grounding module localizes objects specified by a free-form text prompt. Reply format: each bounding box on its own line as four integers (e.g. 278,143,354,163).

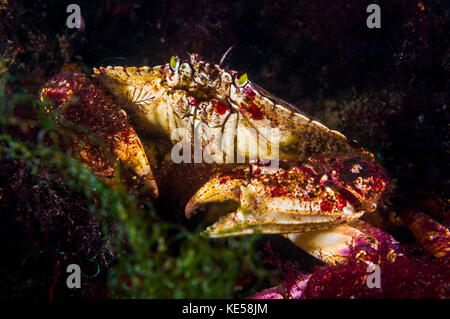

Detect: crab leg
399,210,450,258
287,219,400,264
40,71,158,198
287,223,373,265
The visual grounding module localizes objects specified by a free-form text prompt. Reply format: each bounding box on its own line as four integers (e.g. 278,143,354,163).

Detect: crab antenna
219,46,234,67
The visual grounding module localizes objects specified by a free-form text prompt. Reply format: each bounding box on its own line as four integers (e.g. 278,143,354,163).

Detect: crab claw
185,158,389,238
287,219,401,265
40,71,158,199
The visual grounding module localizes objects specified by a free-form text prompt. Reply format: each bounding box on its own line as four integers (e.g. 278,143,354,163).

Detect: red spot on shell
271,186,288,197
215,101,229,115
189,97,196,105
230,169,246,179
247,103,264,120
336,195,347,209
320,199,334,212
244,87,256,99
219,169,246,181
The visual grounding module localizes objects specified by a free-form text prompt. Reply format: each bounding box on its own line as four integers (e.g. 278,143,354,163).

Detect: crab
39,54,449,298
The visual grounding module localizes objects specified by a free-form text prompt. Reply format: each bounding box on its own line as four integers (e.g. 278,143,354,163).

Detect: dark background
0,0,448,298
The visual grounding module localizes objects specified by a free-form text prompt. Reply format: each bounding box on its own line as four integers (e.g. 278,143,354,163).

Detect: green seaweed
0,66,273,298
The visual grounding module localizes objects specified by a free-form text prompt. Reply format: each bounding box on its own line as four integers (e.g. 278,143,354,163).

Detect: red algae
42,71,129,138
256,238,450,299
303,246,450,299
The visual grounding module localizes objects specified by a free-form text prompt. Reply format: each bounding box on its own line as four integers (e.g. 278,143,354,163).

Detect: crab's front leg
40,71,158,198
185,157,389,264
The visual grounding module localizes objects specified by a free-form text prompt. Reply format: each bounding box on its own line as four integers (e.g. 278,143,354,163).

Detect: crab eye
235,73,248,87
221,72,232,83
190,53,200,64
193,71,206,86
170,56,180,71
180,63,191,73
179,63,192,79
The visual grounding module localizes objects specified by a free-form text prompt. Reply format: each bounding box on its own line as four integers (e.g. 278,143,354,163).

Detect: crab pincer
185,158,389,243
40,71,159,198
